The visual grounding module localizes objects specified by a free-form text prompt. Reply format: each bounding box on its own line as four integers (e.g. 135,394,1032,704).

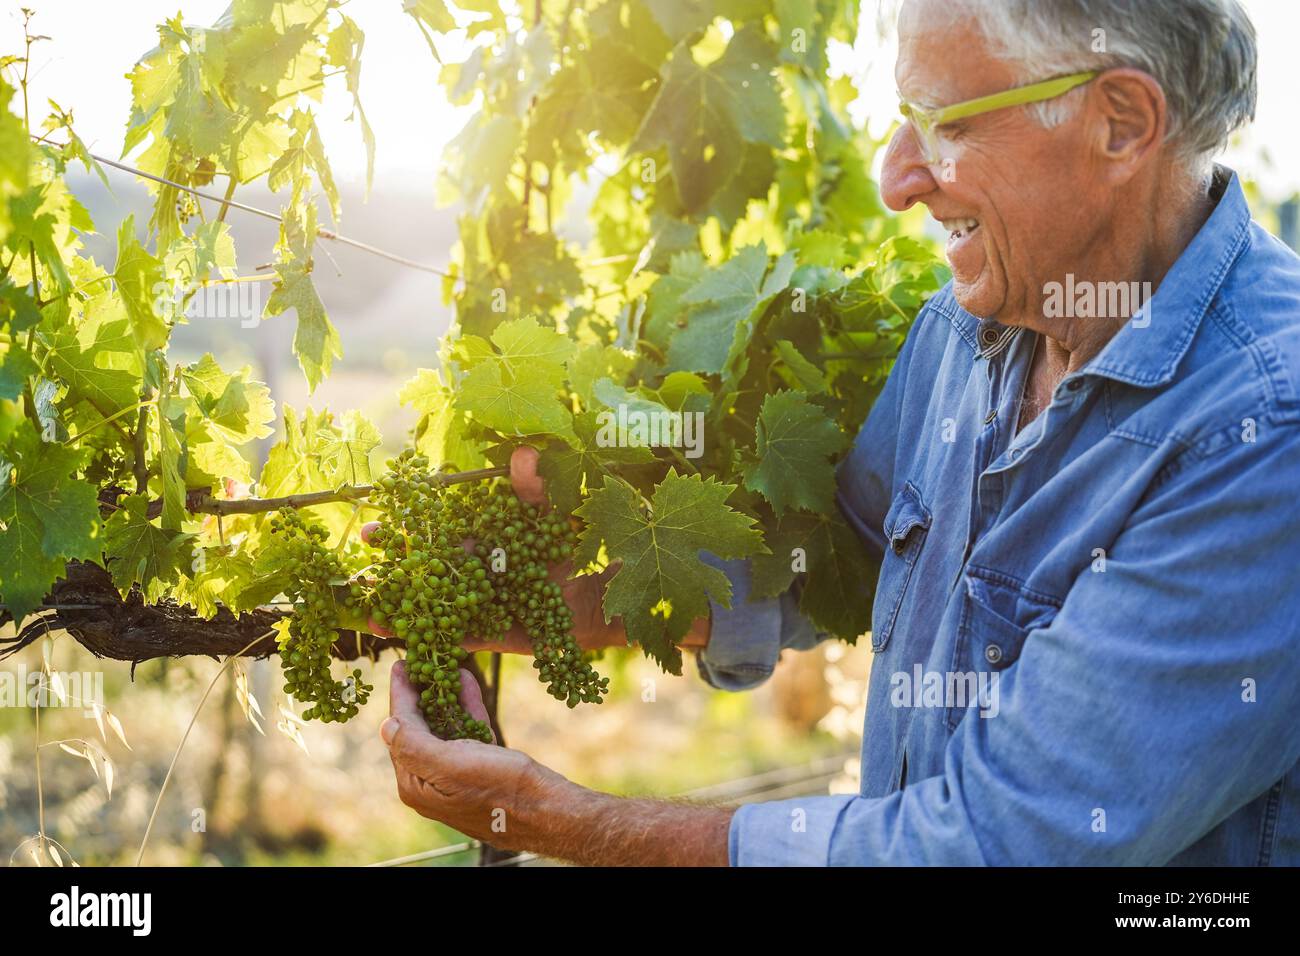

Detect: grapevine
364,450,605,741
0,1,948,737
267,509,373,723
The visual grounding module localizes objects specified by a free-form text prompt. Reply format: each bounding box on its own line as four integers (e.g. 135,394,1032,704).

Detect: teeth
941,218,980,237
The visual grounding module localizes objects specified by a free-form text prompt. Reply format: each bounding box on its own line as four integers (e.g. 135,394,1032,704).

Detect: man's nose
880,124,939,212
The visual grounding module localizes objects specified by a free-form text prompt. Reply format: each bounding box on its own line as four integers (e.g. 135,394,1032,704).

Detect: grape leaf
0,425,101,622
440,112,522,206
490,316,576,370
705,141,776,229
165,44,240,159
164,220,237,283
455,317,575,439
456,359,573,438
568,343,637,408
257,405,331,500
400,368,488,470
157,394,189,531
649,371,712,412
575,471,766,673
773,339,829,394
113,216,169,352
644,0,713,41
172,546,260,619
538,411,655,515
447,334,496,370
31,378,67,444
745,390,846,515
0,280,42,335
644,250,708,349
103,494,190,602
263,205,341,393
0,78,29,206
530,7,662,163
404,0,456,36
666,244,791,374
6,188,71,293
268,110,340,220
591,377,674,421
325,14,375,192
0,345,37,402
751,508,877,641
632,25,784,211
790,227,850,269
316,409,380,486
185,419,254,486
44,314,141,419
179,353,275,446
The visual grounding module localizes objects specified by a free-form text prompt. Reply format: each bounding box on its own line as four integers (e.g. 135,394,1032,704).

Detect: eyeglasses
899,71,1100,165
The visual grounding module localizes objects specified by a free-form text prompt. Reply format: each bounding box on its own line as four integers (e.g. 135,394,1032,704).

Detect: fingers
510,445,547,508
456,667,497,744
360,520,382,546
388,661,425,727
383,661,441,764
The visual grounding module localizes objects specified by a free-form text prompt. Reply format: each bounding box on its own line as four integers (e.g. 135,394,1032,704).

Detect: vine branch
0,561,400,665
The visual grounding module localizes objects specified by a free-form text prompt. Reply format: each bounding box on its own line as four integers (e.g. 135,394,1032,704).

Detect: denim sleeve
693,555,827,692
730,425,1300,864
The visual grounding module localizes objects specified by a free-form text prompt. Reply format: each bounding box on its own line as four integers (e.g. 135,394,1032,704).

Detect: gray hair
952,0,1257,172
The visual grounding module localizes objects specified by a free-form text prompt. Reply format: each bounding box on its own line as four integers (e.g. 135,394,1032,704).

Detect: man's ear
1088,68,1168,182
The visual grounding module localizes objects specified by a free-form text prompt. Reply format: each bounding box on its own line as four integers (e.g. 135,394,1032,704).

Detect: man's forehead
895,1,1013,105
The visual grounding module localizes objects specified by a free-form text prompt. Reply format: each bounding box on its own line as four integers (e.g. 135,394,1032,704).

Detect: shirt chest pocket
871,482,933,652
945,568,1062,730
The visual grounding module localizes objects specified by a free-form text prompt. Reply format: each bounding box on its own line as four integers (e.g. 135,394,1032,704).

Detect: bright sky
4,0,1299,198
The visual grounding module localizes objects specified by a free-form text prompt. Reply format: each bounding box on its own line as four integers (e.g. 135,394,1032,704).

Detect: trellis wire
38,140,453,278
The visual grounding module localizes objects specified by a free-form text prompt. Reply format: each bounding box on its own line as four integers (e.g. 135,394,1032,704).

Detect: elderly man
378,0,1300,865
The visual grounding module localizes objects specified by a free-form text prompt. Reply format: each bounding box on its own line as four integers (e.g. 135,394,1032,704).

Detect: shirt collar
953,165,1252,383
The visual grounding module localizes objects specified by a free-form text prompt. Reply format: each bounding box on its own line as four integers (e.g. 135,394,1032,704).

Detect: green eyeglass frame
899,71,1100,164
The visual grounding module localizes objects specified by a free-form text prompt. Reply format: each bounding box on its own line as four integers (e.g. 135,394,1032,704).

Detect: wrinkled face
882,0,1103,322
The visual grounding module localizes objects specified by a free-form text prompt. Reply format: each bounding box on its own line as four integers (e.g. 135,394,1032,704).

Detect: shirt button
1009,448,1022,460
983,409,997,425
980,328,1000,347
985,644,1003,664
1065,379,1084,392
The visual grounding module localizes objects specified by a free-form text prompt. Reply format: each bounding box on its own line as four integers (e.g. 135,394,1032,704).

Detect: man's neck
1019,166,1221,377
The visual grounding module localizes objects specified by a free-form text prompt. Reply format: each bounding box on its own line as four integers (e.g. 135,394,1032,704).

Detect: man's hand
379,659,734,865
361,445,623,654
380,660,566,850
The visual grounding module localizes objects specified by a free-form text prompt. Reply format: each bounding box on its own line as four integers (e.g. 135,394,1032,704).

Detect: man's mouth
940,218,980,240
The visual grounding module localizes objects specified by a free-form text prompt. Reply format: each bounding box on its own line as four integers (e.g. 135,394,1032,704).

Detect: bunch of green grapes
366,450,608,742
269,508,373,723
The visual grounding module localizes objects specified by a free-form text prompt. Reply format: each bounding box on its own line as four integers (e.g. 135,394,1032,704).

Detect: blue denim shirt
700,169,1300,865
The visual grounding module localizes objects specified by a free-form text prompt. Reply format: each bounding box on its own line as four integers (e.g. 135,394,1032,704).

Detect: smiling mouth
940,218,980,240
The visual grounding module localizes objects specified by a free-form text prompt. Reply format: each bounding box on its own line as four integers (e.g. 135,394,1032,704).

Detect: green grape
365,449,608,742
269,509,374,724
